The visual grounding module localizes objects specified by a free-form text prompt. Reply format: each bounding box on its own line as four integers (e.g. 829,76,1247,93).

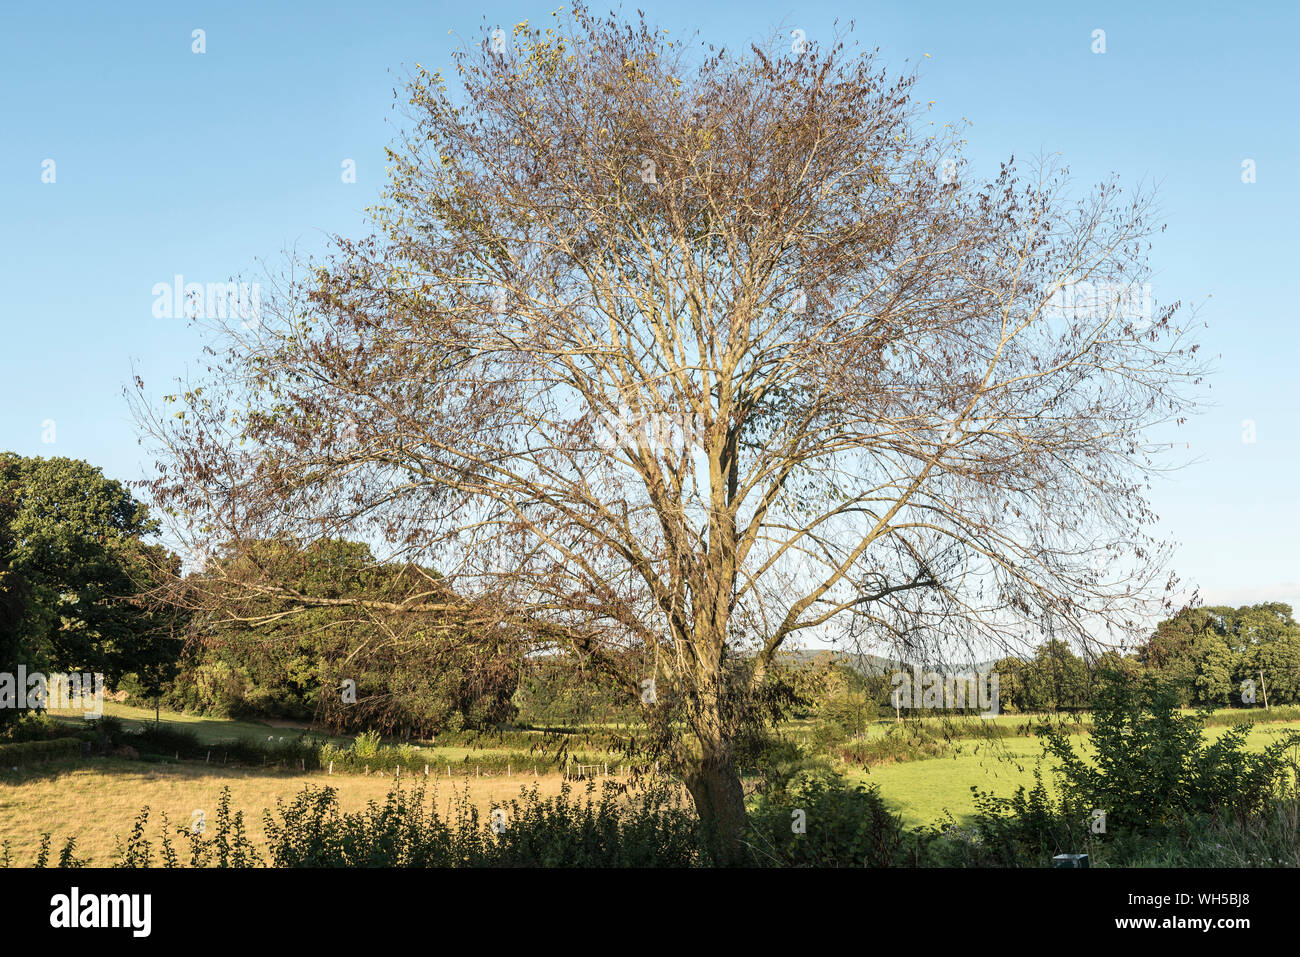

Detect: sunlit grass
0,758,592,866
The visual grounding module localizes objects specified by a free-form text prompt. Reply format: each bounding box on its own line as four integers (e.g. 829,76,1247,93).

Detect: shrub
0,736,83,766
1040,672,1300,830
352,729,381,758
191,661,254,717
746,768,912,866
923,673,1300,867
1,711,56,743
103,780,705,867
919,770,1092,867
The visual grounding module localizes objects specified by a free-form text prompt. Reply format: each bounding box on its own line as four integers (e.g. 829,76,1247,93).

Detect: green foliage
1,832,86,868
1202,704,1300,728
108,721,589,775
351,729,381,757
104,781,706,867
836,722,950,766
1,711,56,743
190,660,254,718
1191,630,1236,707
0,736,83,765
512,653,640,727
914,673,1300,867
1138,604,1300,707
812,662,878,745
920,770,1093,867
991,641,1091,713
0,454,179,708
747,734,831,796
1040,672,1300,830
747,768,913,866
833,715,1086,769
106,788,261,868
166,538,522,736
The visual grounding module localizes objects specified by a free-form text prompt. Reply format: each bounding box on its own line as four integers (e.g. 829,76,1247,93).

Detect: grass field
47,702,622,771
50,702,351,747
0,758,610,866
859,720,1300,825
6,702,1299,862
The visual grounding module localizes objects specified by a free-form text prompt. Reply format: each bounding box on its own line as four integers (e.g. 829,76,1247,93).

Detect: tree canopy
0,453,179,729
133,8,1204,858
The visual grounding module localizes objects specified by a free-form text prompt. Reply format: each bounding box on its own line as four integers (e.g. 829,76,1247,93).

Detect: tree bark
685,743,748,866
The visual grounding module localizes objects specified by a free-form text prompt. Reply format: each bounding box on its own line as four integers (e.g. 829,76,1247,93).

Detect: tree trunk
685,746,748,866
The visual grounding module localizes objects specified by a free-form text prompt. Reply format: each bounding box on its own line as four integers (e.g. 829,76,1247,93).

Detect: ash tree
133,8,1204,860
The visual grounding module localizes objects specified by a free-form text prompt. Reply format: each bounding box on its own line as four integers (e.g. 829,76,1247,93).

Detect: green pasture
858,720,1300,826
42,701,1300,830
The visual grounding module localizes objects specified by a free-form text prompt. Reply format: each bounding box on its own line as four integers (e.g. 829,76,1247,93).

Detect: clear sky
2,1,1297,612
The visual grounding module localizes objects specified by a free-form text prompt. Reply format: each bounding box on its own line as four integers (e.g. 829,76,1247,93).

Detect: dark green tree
175,538,524,735
1020,640,1090,712
1225,604,1300,705
1136,607,1212,705
0,454,177,698
1189,630,1237,707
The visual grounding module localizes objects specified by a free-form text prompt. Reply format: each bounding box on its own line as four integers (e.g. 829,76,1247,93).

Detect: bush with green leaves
89,780,705,868
0,736,83,766
1040,671,1300,830
923,672,1300,867
0,711,56,743
746,768,913,866
918,770,1093,867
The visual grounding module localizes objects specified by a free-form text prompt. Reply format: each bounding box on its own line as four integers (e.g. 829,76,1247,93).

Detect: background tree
1187,630,1235,707
1088,648,1141,701
0,453,176,698
1218,603,1300,705
133,9,1203,859
1137,604,1300,707
162,538,524,735
1137,606,1209,705
0,475,28,733
1018,640,1091,712
990,655,1028,713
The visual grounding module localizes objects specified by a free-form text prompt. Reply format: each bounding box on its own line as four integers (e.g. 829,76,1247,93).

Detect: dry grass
0,758,595,866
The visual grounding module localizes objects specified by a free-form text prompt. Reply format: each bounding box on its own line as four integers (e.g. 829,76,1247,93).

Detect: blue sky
2,0,1297,611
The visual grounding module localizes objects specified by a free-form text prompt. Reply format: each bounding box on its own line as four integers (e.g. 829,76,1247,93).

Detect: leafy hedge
1203,705,1300,728
119,724,606,777
29,772,914,868
0,737,84,766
